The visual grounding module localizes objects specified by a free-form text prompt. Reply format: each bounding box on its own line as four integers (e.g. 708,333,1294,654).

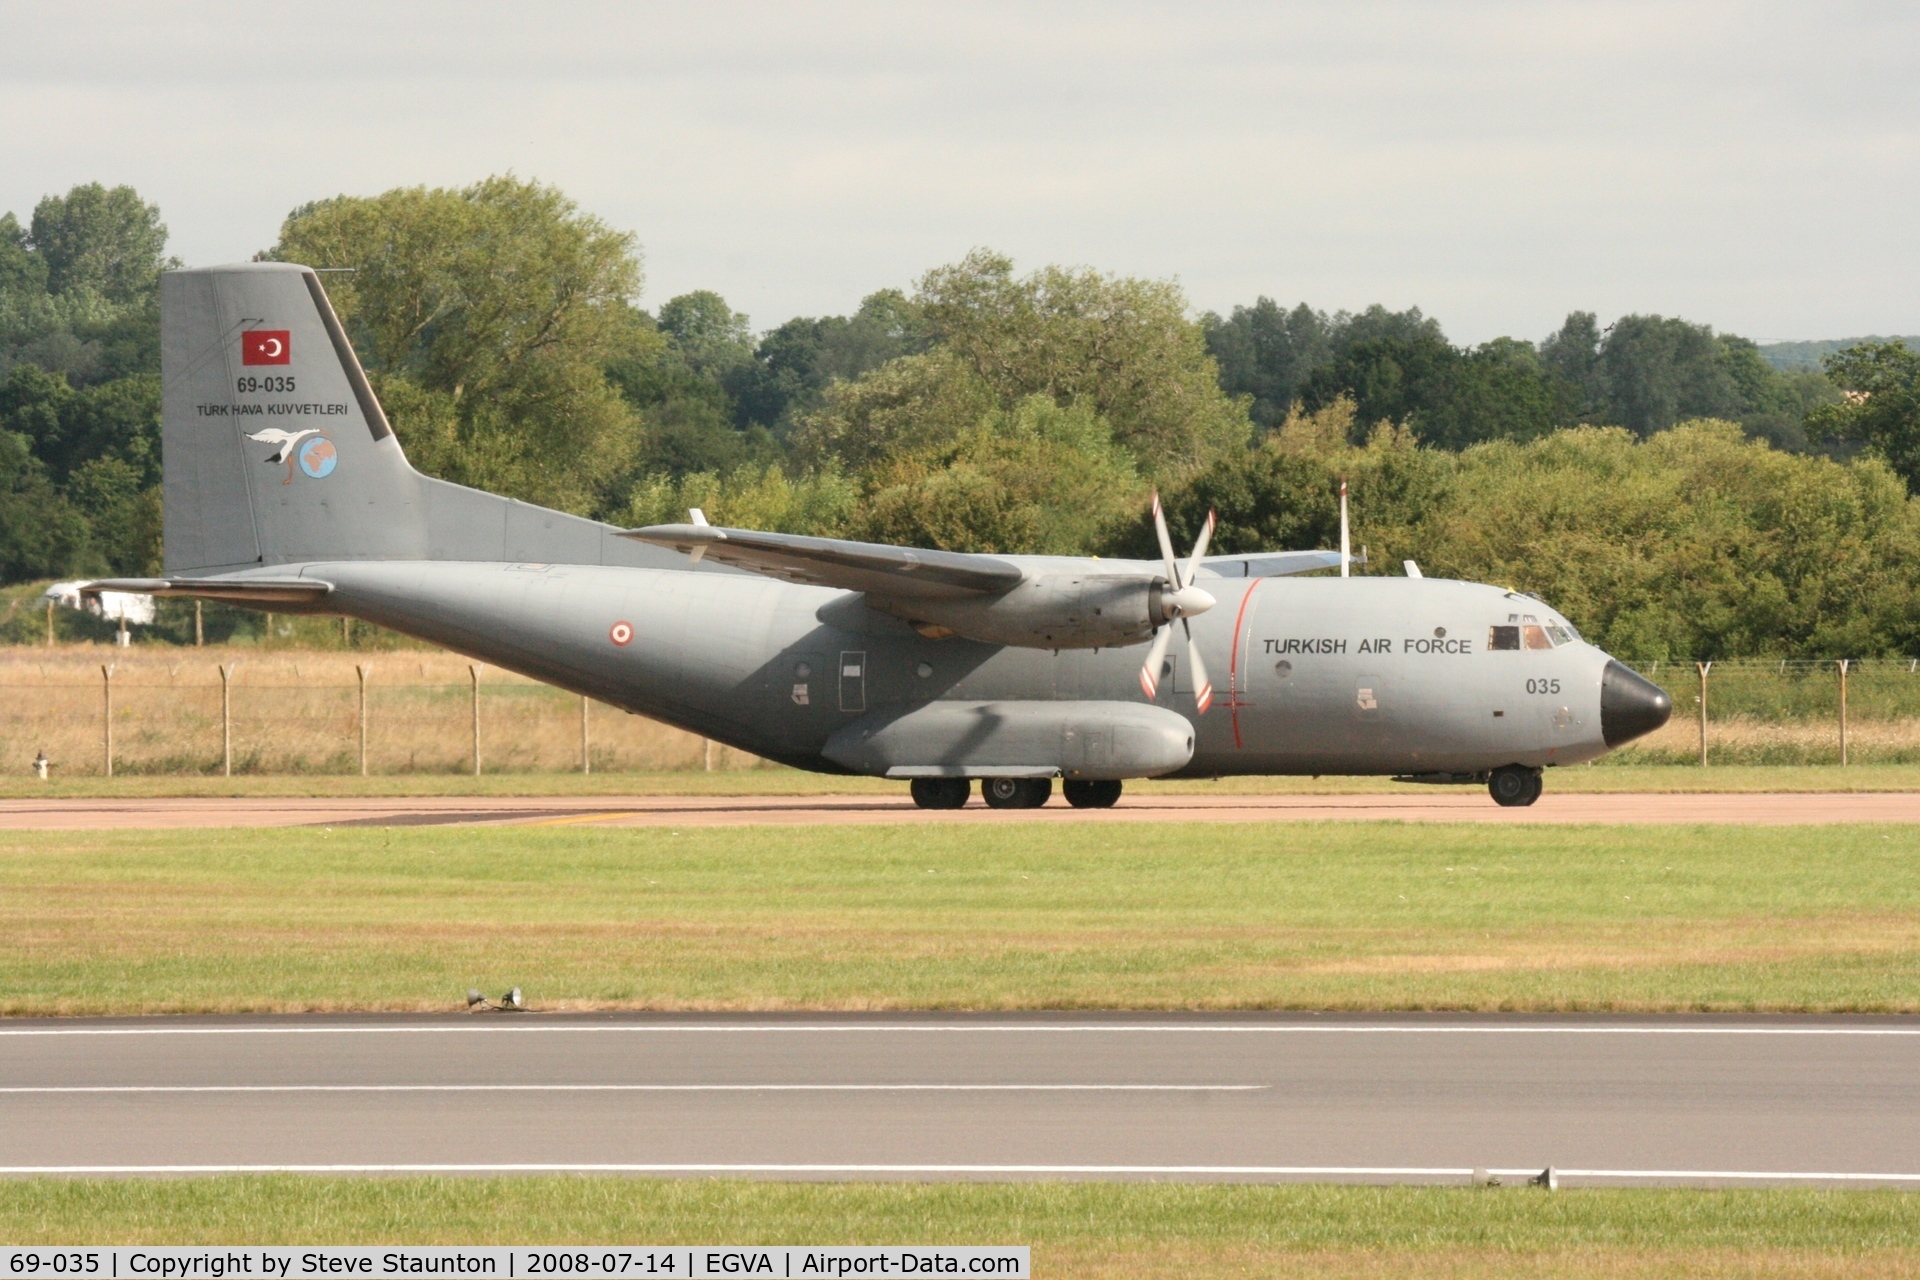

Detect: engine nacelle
877,574,1166,649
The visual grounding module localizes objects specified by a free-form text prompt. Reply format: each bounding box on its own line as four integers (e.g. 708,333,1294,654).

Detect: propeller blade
1180,509,1217,590
1138,623,1175,699
1339,477,1350,578
1150,492,1181,587
1183,617,1213,715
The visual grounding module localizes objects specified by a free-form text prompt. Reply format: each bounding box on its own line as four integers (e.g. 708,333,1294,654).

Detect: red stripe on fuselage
1227,577,1264,749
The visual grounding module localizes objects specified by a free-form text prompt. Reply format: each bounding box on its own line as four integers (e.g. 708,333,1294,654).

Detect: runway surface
1,790,1917,829
2,1014,1916,1186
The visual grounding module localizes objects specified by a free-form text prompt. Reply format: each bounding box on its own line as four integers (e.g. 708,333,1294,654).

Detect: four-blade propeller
1138,494,1218,714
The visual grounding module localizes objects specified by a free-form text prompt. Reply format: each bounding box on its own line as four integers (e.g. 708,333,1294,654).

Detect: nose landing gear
1488,765,1543,807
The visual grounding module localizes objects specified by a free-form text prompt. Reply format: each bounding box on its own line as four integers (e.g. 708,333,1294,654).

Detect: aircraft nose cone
1601,659,1672,747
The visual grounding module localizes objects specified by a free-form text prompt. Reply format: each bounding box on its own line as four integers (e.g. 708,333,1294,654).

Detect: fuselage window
1545,623,1573,646
1523,625,1553,650
1489,625,1520,650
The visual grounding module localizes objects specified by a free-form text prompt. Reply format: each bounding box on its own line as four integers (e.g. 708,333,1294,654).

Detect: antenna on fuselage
686,507,711,563
1339,477,1351,578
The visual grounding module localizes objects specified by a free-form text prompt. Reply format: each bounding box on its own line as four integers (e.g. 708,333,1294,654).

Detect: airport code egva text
0,1251,1027,1280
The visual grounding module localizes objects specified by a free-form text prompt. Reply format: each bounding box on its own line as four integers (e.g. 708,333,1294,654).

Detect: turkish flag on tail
241,330,291,365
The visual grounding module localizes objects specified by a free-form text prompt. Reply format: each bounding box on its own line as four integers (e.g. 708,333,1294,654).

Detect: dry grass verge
0,646,766,776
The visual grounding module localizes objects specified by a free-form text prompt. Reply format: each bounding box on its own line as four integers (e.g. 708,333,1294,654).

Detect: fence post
46,599,54,647
580,696,591,774
357,664,373,777
219,663,235,777
101,663,114,777
470,664,483,777
1839,659,1850,767
1696,661,1711,767
194,600,203,647
704,738,714,772
264,612,273,647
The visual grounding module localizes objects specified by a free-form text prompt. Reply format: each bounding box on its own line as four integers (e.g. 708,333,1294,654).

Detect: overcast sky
3,2,1915,344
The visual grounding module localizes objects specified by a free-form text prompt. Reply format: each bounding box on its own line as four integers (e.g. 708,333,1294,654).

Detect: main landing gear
909,777,970,809
1488,765,1543,807
1062,779,1123,809
908,777,1125,810
983,777,1052,809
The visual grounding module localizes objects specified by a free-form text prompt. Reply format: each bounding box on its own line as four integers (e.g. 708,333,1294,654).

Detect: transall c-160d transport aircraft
85,264,1673,809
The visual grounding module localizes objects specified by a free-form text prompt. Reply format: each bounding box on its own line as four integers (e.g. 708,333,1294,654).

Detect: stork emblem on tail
246,428,324,484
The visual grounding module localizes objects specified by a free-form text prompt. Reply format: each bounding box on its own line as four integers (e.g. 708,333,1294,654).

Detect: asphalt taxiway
2,1014,1917,1186
0,790,1916,829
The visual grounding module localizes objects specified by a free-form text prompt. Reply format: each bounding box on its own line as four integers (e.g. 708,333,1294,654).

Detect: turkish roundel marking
609,621,634,646
242,330,291,365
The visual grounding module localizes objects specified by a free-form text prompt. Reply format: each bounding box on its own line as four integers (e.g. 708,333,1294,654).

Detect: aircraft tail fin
161,263,688,575
161,263,430,573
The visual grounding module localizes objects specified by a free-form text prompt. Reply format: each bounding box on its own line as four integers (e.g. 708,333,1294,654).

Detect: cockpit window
1492,617,1575,650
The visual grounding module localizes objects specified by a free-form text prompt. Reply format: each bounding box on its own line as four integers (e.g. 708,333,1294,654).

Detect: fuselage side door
839,650,867,713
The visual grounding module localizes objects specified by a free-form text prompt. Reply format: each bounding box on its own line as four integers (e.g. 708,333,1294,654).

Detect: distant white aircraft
44,582,154,636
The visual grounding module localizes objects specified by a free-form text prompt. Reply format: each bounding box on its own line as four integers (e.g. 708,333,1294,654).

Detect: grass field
4,763,1920,799
4,821,1918,1015
2,1177,1915,1277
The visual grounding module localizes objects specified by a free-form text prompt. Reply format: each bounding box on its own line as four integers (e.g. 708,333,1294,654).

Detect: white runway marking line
0,1084,1262,1094
4,1023,1918,1037
1,1164,1917,1184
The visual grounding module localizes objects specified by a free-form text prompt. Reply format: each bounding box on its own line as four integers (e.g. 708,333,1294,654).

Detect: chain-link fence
3,647,1913,776
0,649,759,776
1618,659,1920,766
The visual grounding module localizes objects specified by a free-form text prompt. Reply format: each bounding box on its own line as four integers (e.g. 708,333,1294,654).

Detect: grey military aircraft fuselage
304,558,1619,780
88,262,1673,808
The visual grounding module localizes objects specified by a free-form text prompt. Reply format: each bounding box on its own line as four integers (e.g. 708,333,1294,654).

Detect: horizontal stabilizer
621,524,1025,599
80,577,334,604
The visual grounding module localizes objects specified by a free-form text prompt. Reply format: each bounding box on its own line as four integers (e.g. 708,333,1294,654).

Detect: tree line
3,176,1919,661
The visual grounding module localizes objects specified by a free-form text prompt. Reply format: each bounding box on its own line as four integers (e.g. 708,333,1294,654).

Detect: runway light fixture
1531,1166,1559,1191
505,987,523,1010
466,988,485,1008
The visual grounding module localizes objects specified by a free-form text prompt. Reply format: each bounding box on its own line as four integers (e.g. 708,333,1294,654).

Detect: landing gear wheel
983,777,1053,809
1488,765,1542,807
910,777,970,810
1063,779,1123,809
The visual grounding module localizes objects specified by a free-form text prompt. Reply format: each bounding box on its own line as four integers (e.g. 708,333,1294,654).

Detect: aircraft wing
1197,549,1355,578
620,524,1026,599
79,577,335,604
